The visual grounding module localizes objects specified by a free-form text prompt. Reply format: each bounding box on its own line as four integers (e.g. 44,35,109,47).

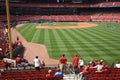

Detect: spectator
102,65,109,73
12,41,17,49
114,61,120,68
34,56,41,70
20,58,29,68
0,60,7,71
17,41,23,47
41,60,45,68
0,70,1,75
59,54,67,73
46,69,53,80
17,36,19,42
91,62,104,73
100,59,106,67
94,60,99,66
73,54,79,74
89,59,95,67
54,68,63,77
4,48,9,57
78,66,89,79
15,55,22,65
79,57,84,68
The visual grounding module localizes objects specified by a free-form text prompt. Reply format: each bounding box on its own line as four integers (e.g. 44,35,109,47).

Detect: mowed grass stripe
55,29,76,61
87,29,120,62
26,23,37,42
48,39,120,45
92,24,120,40
44,29,51,45
17,23,37,42
44,29,55,57
78,29,114,64
47,29,61,59
31,29,41,43
50,29,70,59
92,28,120,47
88,28,120,52
72,29,107,62
81,28,115,53
62,29,84,51
99,22,120,34
51,29,64,50
60,29,89,59
93,30,120,50
38,29,45,44
48,30,60,48
64,29,93,63
82,28,119,50
17,23,32,33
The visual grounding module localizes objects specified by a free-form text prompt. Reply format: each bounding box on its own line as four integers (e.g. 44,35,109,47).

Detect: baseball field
17,22,120,66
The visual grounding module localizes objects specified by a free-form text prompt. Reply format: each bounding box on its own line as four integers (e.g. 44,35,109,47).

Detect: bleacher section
0,15,92,22
0,1,120,22
0,67,120,80
91,12,120,22
83,68,120,80
0,23,9,59
0,1,119,22
0,69,57,80
1,13,120,22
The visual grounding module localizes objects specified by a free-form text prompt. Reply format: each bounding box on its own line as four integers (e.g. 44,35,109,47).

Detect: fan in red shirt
46,69,53,80
15,55,22,65
78,66,89,79
59,54,67,73
73,54,79,74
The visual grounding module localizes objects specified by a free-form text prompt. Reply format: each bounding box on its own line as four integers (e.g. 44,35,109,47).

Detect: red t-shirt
46,74,53,79
73,57,79,67
15,57,22,64
1,61,7,69
59,57,67,64
82,69,88,73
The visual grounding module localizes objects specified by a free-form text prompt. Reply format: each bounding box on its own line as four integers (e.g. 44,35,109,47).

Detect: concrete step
63,74,80,80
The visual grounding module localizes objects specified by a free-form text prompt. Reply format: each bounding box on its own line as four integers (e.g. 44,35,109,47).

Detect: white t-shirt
95,64,103,71
115,64,120,68
79,59,84,66
34,58,41,67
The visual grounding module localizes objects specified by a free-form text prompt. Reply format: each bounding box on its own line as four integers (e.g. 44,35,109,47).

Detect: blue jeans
74,66,78,74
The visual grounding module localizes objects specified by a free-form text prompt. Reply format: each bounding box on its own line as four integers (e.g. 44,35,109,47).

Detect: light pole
5,0,13,59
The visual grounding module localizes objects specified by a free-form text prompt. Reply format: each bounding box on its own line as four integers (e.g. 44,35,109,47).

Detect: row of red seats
0,15,91,22
83,68,120,80
0,69,62,80
88,77,120,80
91,13,120,22
1,13,120,22
92,2,120,7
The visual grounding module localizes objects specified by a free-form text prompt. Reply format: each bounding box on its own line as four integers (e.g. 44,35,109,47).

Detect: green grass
17,22,120,66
